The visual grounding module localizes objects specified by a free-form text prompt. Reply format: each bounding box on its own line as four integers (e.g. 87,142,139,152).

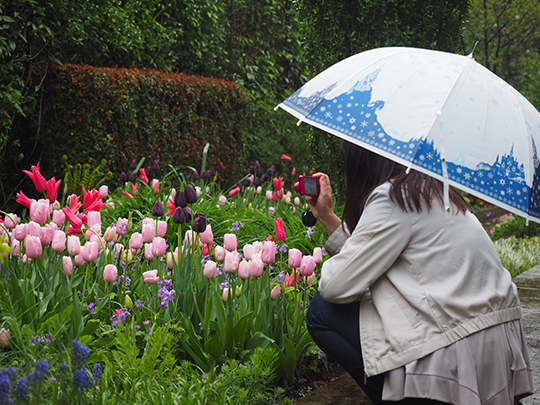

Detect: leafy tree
462,0,540,108
295,0,470,197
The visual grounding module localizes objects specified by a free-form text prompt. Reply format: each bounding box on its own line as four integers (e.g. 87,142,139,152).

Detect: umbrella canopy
277,47,540,223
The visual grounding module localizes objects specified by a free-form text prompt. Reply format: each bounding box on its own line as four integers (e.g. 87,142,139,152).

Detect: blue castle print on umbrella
283,69,540,216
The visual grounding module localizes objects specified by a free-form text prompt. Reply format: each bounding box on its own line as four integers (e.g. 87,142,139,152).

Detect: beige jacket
320,182,521,377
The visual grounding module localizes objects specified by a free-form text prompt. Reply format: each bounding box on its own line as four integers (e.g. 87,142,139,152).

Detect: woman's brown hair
339,140,472,233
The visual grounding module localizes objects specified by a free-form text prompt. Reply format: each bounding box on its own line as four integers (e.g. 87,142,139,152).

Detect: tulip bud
224,251,239,273
313,247,323,264
125,295,133,309
192,213,207,233
119,172,127,182
3,213,17,229
300,255,316,277
51,230,66,253
261,241,276,264
25,235,42,259
235,285,243,297
222,288,231,301
238,260,250,279
151,237,167,257
141,223,155,243
152,179,159,195
62,256,73,275
144,243,154,260
192,171,200,181
128,172,137,183
250,258,264,277
145,166,154,179
0,328,10,348
157,220,167,238
184,184,198,204
152,200,165,217
288,248,302,269
129,159,137,171
199,225,213,245
166,252,175,269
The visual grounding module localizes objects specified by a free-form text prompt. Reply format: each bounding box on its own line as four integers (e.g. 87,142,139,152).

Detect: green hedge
41,64,248,186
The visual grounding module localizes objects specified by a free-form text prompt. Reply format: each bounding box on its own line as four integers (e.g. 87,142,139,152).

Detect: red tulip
281,153,292,162
274,218,286,241
122,191,134,199
229,186,240,196
63,207,83,229
16,190,33,209
140,168,149,184
46,177,62,203
23,162,47,192
273,177,283,190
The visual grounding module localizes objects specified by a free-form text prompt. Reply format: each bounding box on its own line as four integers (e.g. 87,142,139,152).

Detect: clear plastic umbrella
277,47,540,223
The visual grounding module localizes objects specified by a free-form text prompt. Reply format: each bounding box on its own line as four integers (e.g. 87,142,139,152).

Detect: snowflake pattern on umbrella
283,69,540,217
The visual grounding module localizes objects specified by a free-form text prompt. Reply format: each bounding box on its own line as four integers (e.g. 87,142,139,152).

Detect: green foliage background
296,0,471,198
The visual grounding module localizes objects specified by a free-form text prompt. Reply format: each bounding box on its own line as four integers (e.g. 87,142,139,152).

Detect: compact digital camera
294,175,319,197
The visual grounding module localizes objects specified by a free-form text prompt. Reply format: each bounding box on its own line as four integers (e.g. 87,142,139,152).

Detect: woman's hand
306,173,341,235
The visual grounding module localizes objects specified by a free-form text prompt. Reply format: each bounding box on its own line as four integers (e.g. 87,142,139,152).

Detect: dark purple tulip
174,190,187,208
242,178,251,187
254,160,260,169
248,165,256,174
119,172,127,182
129,159,137,171
253,177,260,186
183,207,192,222
270,165,276,174
172,207,186,224
266,168,273,176
152,200,164,217
184,184,198,204
152,160,160,171
260,174,270,183
146,166,154,179
192,171,200,181
202,170,212,180
128,172,137,183
192,213,207,233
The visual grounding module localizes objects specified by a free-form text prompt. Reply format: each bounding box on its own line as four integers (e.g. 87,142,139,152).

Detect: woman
305,140,533,404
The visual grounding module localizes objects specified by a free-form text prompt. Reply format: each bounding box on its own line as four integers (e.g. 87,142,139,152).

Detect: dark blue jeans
306,294,450,405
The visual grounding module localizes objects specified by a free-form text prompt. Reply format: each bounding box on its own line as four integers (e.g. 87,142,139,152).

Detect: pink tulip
229,186,240,196
99,185,108,197
265,190,273,200
116,218,128,236
261,241,276,264
218,195,227,206
288,248,302,269
103,264,118,282
11,239,20,256
26,221,42,238
82,241,99,262
39,224,54,247
63,256,73,275
151,237,167,257
142,223,155,243
238,260,251,279
12,224,26,242
291,167,296,176
214,245,226,261
67,235,81,256
250,258,264,277
87,211,101,229
51,230,66,252
224,251,239,273
271,285,281,299
157,220,167,238
3,213,17,229
313,247,323,264
294,197,301,205
166,251,177,269
52,210,65,227
199,225,213,245
152,179,159,195
281,153,292,162
103,227,117,243
143,269,159,284
195,186,202,196
184,230,196,247
25,235,42,259
74,253,85,266
129,232,143,250
144,243,154,260
300,255,316,276
243,244,254,261
0,328,10,348
30,199,50,224
203,261,217,278
223,233,237,252
268,206,275,215
252,241,263,255
140,168,149,184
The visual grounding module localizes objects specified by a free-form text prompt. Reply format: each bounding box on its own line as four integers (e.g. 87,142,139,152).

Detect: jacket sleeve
319,185,411,304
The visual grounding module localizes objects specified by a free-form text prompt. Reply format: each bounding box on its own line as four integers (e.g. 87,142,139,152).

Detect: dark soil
284,360,346,401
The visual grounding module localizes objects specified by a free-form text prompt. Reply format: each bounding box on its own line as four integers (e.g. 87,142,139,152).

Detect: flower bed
0,154,329,404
